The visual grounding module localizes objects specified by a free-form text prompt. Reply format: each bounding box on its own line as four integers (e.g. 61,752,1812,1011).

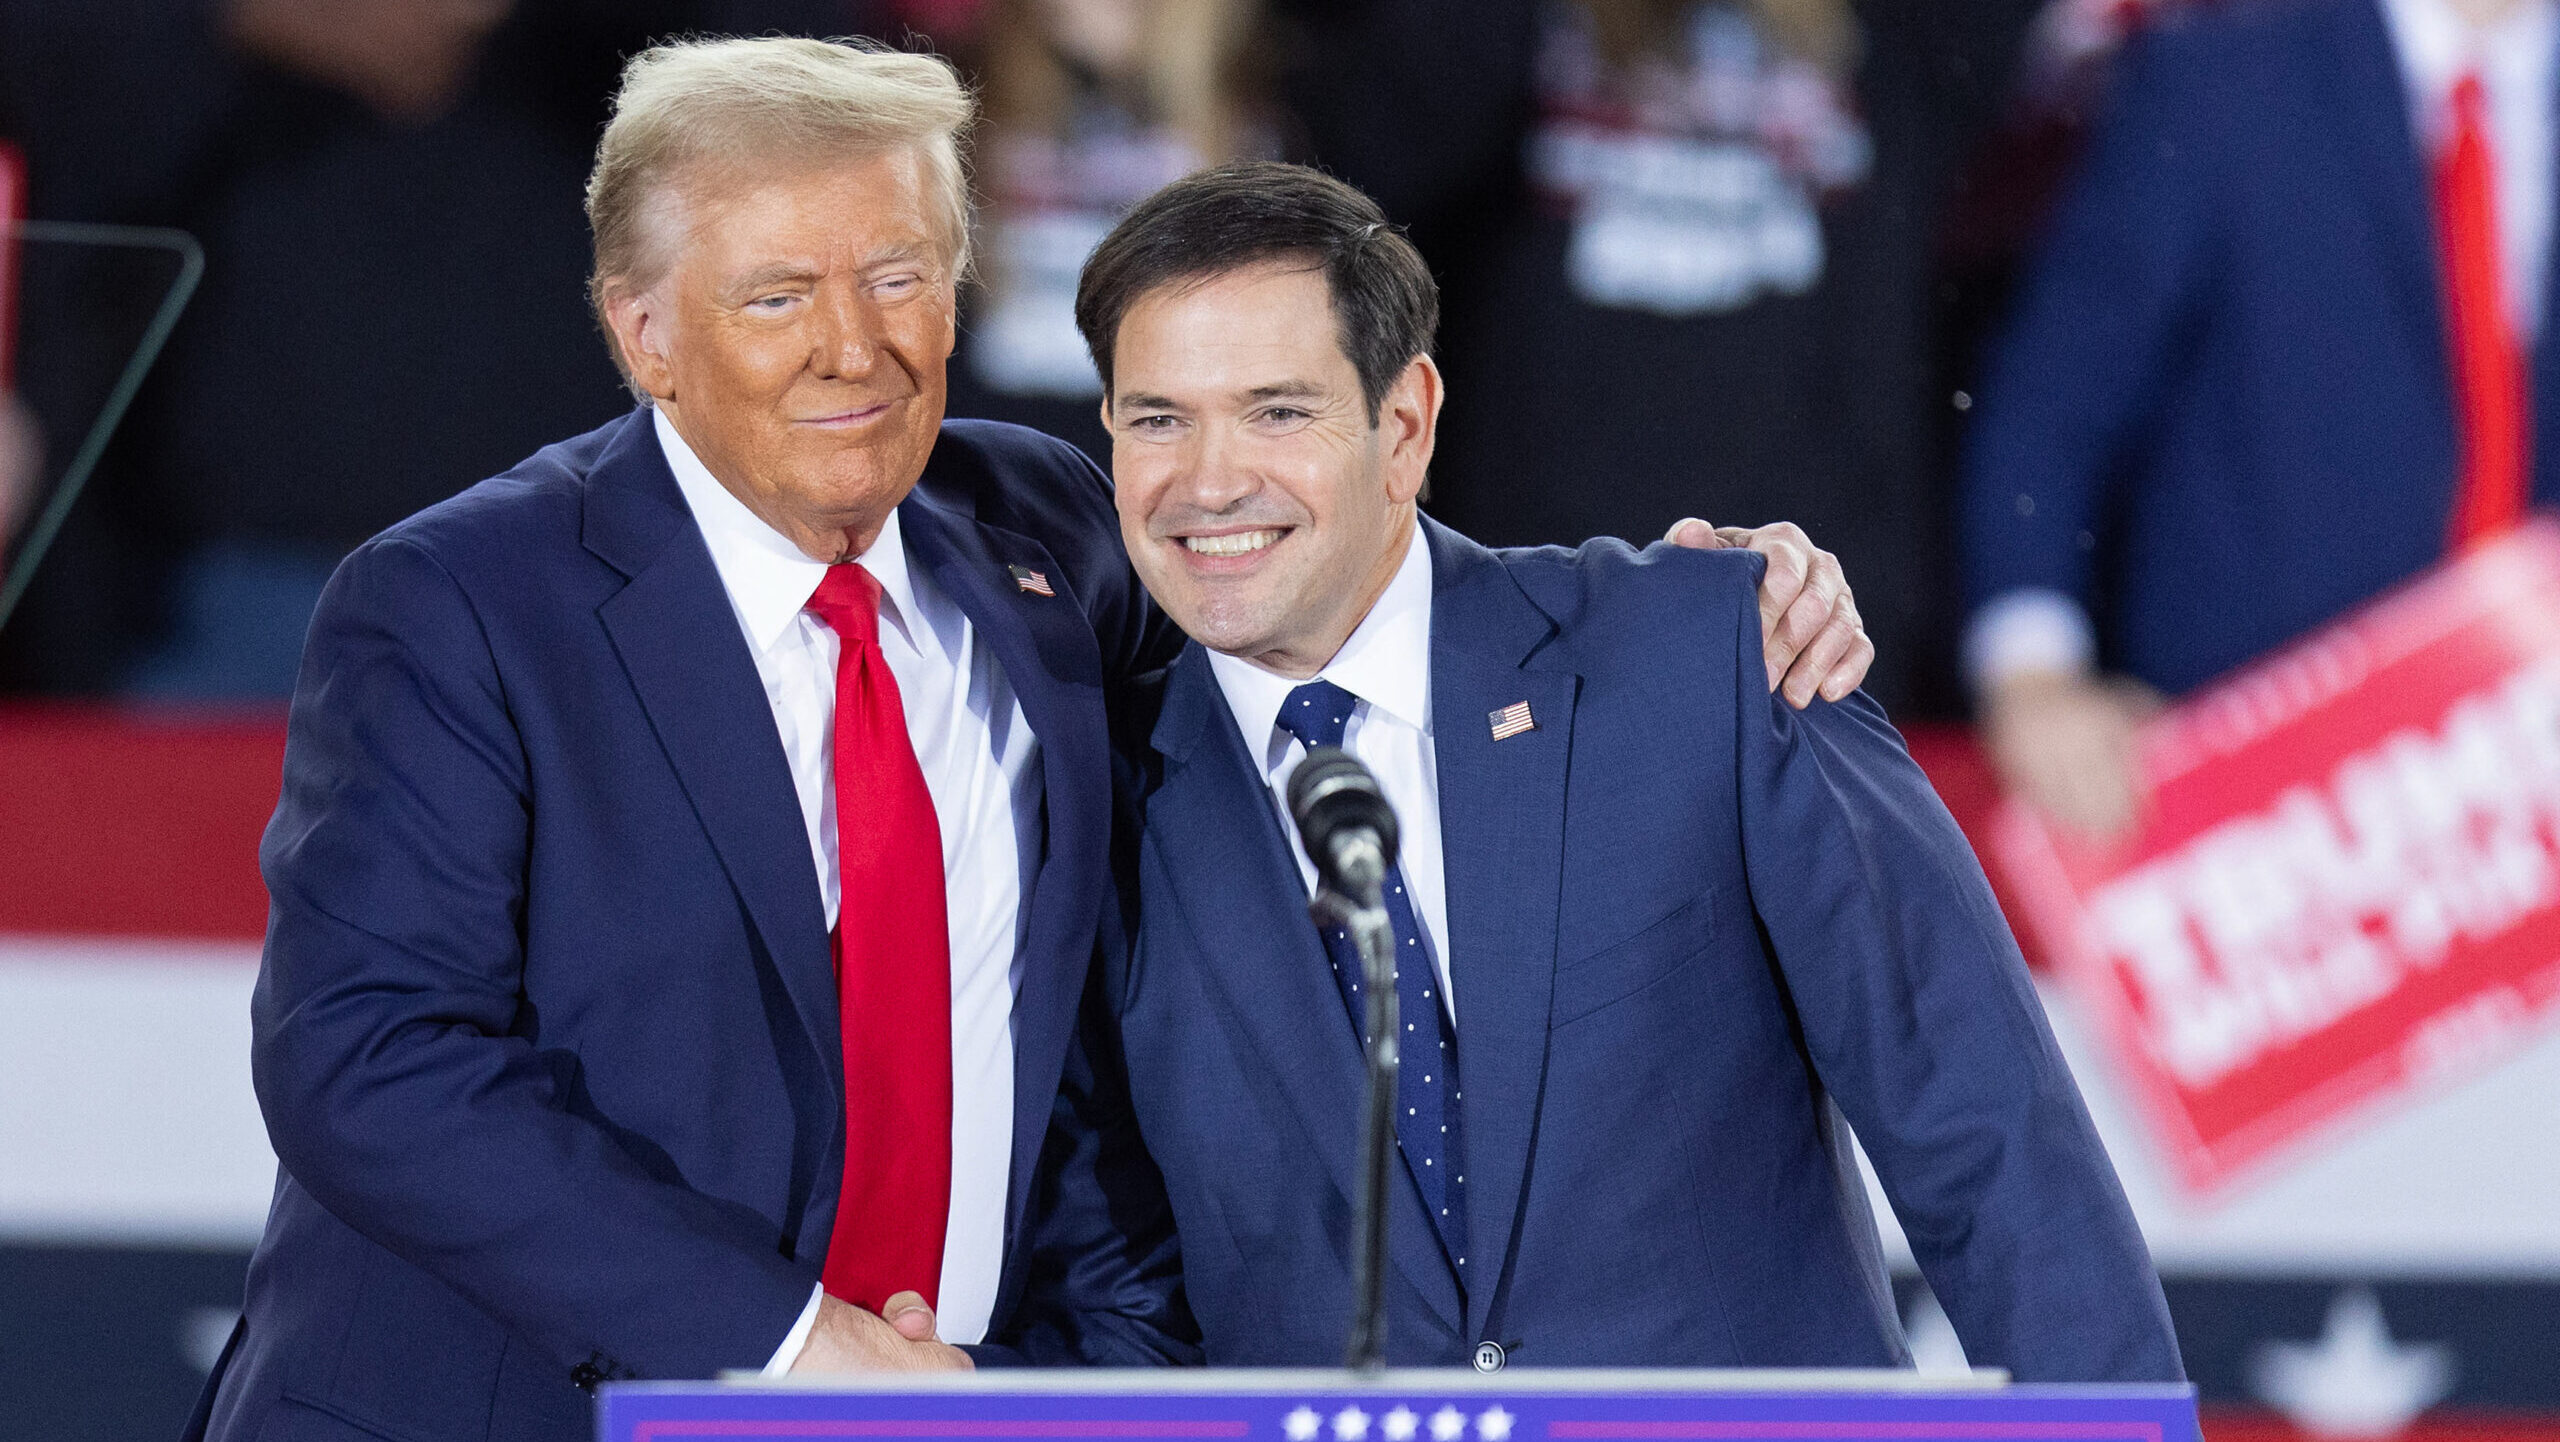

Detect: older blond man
189,37,1868,1442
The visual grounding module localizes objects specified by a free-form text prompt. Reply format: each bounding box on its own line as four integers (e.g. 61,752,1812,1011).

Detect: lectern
597,1370,2200,1442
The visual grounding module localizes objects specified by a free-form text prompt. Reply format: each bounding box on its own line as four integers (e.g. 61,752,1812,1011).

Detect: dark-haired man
1008,162,2185,1379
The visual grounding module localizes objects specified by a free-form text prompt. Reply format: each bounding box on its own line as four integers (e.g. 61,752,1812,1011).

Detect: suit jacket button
1473,1341,1506,1373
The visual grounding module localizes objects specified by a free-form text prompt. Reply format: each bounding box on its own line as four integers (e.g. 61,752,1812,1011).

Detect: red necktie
803,562,952,1314
2435,71,2533,549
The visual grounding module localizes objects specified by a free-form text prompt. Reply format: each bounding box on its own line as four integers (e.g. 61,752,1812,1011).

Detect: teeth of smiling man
1181,530,1283,557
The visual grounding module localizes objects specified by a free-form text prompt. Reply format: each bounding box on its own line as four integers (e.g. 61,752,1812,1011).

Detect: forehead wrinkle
659,147,953,282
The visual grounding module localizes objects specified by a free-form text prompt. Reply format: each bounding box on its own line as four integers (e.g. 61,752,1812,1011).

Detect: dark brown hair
1073,161,1438,422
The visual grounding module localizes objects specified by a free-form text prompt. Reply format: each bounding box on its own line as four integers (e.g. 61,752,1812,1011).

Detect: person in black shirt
1278,0,2042,714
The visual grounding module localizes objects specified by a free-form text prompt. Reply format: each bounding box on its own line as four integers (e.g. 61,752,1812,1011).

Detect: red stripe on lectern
1548,1425,2163,1442
632,1424,1252,1440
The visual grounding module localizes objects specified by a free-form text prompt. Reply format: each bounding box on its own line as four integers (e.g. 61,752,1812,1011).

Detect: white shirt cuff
763,1283,827,1376
1965,588,2097,693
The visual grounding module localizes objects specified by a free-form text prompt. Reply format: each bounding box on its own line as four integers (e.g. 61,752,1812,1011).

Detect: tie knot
2452,70,2488,126
1277,678,1362,751
805,562,885,647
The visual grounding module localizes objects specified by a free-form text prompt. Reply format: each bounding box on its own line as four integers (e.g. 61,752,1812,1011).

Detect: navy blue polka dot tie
1276,679,1470,1277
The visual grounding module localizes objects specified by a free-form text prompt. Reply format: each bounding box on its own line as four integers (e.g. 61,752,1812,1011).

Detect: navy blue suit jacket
1961,0,2560,696
1032,520,2181,1379
192,409,1173,1442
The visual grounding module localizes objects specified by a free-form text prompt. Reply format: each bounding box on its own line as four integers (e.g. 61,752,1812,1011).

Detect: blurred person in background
1962,0,2560,837
943,0,1277,462
1934,0,2208,410
0,0,862,700
1276,0,2044,716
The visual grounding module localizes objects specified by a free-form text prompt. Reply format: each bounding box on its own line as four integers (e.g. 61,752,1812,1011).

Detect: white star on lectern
1428,1406,1468,1442
1477,1407,1516,1442
1284,1408,1323,1442
2251,1288,2453,1438
1334,1406,1372,1441
1382,1407,1421,1442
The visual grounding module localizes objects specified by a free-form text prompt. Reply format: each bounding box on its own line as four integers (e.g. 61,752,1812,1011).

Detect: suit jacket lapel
2329,0,2454,415
1148,644,1462,1332
895,482,1113,1253
1423,519,1579,1345
582,410,842,1098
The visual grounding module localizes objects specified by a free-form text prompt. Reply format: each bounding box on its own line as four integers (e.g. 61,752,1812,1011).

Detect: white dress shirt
655,408,1039,1363
1205,523,1457,1015
1965,0,2559,694
2386,0,2558,341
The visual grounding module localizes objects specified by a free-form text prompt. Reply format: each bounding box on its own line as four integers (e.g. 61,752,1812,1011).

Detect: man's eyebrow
1112,381,1335,413
718,245,937,303
718,262,820,300
1244,381,1329,403
859,241,934,268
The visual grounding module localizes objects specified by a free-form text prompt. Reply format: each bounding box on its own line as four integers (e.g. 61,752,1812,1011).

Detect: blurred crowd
3,0,2548,838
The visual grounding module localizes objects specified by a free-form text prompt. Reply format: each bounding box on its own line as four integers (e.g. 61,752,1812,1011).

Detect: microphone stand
1309,834,1399,1375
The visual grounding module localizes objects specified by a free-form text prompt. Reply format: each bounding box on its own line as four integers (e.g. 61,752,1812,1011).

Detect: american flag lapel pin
1488,700,1537,741
1007,564,1055,597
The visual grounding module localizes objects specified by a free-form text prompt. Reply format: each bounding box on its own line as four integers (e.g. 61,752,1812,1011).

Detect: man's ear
1381,354,1443,506
601,282,677,401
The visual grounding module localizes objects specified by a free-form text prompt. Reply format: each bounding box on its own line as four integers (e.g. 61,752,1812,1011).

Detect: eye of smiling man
1117,398,1333,439
720,260,935,319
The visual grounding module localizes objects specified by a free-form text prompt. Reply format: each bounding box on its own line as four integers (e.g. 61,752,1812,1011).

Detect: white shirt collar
1208,519,1435,774
654,405,924,655
2382,0,2557,130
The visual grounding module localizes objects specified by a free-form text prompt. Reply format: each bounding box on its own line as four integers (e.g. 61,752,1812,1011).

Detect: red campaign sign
1994,519,2560,1193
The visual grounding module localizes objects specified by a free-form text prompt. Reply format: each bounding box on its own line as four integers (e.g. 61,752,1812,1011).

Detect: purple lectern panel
595,1371,2200,1442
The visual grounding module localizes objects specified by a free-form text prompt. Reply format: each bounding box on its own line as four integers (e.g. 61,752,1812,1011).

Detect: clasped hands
789,1291,974,1374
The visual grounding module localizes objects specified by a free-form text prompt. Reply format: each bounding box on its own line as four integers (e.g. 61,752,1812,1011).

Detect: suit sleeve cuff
762,1284,827,1376
1964,588,2096,694
959,1341,1029,1368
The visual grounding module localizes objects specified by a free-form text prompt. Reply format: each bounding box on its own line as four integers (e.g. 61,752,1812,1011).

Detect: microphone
1288,747,1400,907
1286,745,1401,1374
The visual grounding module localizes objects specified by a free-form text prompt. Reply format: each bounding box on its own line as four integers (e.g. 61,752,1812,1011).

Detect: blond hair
585,36,978,369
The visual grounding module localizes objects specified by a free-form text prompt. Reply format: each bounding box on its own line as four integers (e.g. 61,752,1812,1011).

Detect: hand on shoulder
1665,518,1873,707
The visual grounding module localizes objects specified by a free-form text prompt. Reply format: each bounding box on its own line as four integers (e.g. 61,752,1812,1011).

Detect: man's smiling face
606,145,957,561
1106,260,1436,677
